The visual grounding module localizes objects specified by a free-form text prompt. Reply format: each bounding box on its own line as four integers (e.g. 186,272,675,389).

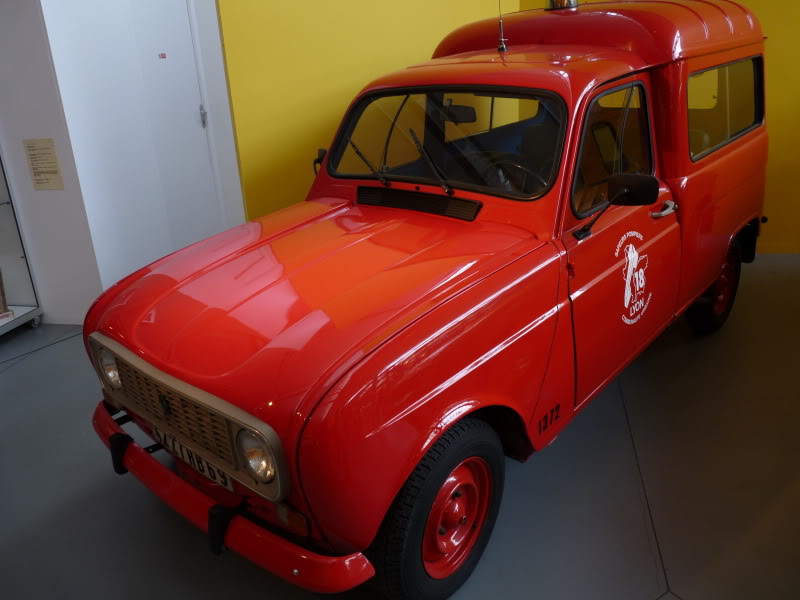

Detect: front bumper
92,401,375,594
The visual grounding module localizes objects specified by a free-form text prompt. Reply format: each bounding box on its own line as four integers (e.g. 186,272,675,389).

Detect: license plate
152,427,234,492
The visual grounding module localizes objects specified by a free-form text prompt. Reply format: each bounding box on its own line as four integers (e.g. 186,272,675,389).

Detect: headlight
236,429,276,483
98,348,122,389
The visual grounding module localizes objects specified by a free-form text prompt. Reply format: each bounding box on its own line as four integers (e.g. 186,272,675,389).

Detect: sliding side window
688,57,764,160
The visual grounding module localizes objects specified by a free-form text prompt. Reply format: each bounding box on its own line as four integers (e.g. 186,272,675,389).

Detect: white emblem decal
615,231,652,325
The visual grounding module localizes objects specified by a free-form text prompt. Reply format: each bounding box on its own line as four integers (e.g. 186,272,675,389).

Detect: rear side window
688,57,764,160
572,84,653,217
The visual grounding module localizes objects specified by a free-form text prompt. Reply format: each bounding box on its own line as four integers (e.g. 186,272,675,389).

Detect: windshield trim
327,85,569,202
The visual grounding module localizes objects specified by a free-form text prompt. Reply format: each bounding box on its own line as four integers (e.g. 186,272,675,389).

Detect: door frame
558,72,680,408
186,0,246,229
561,73,660,237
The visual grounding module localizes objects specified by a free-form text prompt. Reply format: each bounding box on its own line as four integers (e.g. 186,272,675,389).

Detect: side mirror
609,173,659,207
574,173,661,241
442,104,477,125
313,148,327,175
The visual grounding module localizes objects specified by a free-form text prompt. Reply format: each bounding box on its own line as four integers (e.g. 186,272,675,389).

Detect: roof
433,1,763,66
363,45,649,103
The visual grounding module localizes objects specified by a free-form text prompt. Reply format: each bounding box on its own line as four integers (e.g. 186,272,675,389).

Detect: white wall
0,0,240,324
41,0,176,289
0,0,103,324
40,0,244,289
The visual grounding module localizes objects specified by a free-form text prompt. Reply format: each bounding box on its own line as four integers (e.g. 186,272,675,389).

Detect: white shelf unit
0,305,42,336
1,160,41,337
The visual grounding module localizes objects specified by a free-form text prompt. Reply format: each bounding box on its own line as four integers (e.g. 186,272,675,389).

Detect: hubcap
422,457,492,579
712,247,739,316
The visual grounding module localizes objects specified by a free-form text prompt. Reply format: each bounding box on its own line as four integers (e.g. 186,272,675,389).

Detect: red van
86,2,767,598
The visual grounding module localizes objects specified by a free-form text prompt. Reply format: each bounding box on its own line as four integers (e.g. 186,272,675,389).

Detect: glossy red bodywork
85,1,766,590
91,402,374,593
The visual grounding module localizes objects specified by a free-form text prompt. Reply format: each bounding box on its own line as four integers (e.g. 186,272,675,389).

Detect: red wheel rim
422,457,492,580
712,247,739,316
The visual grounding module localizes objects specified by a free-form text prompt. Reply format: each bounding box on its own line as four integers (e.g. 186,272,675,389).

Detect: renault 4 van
87,2,767,598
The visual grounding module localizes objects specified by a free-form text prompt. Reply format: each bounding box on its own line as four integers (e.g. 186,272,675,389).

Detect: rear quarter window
688,57,764,160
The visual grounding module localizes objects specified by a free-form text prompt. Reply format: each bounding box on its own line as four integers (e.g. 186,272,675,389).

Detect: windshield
330,88,566,199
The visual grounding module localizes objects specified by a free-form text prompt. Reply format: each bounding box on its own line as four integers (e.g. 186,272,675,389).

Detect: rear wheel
368,418,505,600
686,240,742,334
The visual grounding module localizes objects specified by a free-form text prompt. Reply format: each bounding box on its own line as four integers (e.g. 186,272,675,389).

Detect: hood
90,198,537,443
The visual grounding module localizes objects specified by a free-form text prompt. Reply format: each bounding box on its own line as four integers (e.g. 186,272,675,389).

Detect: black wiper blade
347,137,390,187
408,128,454,196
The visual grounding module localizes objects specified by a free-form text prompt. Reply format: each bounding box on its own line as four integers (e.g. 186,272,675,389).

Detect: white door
128,0,222,250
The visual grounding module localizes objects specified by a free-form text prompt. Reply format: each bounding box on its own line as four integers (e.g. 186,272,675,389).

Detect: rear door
562,76,681,406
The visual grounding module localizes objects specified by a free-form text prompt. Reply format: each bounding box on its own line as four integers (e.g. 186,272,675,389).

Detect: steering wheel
481,157,549,193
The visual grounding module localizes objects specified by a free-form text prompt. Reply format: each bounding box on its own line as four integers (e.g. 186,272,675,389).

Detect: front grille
116,360,236,467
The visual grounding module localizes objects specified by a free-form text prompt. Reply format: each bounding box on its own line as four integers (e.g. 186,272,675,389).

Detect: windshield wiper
408,128,454,196
347,137,390,187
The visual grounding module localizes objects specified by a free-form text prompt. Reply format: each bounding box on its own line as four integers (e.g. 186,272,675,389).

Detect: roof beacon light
546,0,579,9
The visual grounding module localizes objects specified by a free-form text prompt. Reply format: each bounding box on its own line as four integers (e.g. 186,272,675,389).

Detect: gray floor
1,255,797,600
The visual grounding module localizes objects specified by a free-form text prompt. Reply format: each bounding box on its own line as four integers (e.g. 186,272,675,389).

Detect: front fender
298,244,562,552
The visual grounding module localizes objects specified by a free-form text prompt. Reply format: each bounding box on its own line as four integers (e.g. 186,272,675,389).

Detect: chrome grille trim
88,332,289,502
115,360,236,467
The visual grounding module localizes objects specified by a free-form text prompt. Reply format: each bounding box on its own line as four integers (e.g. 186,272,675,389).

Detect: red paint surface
85,2,766,590
92,402,374,593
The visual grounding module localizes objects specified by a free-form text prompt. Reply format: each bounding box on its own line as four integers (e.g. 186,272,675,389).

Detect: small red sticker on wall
158,53,167,59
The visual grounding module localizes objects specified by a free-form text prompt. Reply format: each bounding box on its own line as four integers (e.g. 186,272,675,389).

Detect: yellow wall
217,0,519,220
520,0,798,252
743,2,800,253
221,0,798,253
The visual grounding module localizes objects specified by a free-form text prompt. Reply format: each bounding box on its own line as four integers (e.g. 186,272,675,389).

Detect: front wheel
686,240,742,334
368,417,505,600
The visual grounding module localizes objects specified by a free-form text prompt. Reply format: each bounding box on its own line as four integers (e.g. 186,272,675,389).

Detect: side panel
528,242,576,449
560,73,681,405
674,130,767,312
565,196,681,404
664,46,768,312
299,244,563,552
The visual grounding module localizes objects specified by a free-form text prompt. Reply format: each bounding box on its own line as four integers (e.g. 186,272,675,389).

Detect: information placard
23,138,64,191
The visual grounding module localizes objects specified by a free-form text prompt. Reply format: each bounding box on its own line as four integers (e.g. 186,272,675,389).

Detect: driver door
562,77,681,406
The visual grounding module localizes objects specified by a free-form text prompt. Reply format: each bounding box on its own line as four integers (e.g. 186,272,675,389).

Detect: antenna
498,0,508,53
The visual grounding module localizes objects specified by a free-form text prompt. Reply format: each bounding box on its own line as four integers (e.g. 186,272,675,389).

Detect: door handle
651,200,677,219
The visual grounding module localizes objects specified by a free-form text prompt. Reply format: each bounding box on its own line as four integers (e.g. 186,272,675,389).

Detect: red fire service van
86,1,768,598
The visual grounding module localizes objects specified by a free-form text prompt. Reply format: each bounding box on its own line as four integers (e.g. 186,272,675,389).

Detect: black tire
686,240,742,334
368,417,505,600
